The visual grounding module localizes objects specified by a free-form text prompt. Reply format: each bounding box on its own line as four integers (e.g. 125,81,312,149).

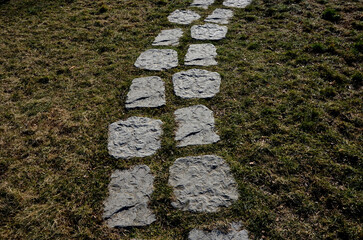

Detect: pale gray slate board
190,0,215,9
184,44,218,66
152,28,183,46
205,8,234,24
223,0,252,8
188,222,250,240
169,155,239,212
191,23,228,40
168,9,201,25
134,49,178,71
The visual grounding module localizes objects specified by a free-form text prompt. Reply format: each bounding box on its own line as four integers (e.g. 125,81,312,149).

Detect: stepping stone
223,0,252,8
168,9,201,25
205,8,234,25
190,0,215,9
188,222,250,240
134,49,178,71
103,165,156,228
172,69,221,99
108,117,162,159
126,76,165,109
174,105,220,147
184,44,217,66
168,155,239,212
152,28,183,46
191,23,228,40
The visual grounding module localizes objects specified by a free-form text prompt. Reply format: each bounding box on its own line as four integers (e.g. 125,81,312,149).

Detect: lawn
0,0,362,239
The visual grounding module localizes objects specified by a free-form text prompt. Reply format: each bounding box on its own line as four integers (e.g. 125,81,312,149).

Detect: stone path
104,0,254,238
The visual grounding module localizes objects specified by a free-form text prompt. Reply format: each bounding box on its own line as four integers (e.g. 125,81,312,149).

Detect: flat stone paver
108,117,162,159
134,49,178,71
152,29,183,46
205,8,234,24
168,10,201,25
126,76,165,108
191,23,228,40
169,155,239,212
173,69,221,99
185,44,218,66
174,105,219,147
191,0,215,9
103,165,156,228
188,222,249,240
223,0,252,8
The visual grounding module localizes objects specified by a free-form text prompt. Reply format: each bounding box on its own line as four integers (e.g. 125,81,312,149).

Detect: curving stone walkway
104,0,254,238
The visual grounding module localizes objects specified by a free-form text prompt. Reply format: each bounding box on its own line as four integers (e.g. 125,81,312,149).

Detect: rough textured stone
185,44,217,66
191,23,228,40
169,155,239,212
168,10,201,25
205,8,234,24
134,49,178,71
126,76,165,108
172,69,221,99
174,105,220,147
108,117,162,159
191,0,215,9
152,29,183,46
103,165,156,228
223,0,252,8
188,222,250,240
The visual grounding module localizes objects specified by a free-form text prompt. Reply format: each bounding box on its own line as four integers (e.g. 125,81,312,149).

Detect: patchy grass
0,0,362,239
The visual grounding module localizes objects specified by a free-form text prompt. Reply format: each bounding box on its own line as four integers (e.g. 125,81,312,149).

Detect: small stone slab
134,49,178,71
223,0,252,8
103,165,156,228
190,0,215,9
126,76,165,108
188,222,250,240
168,10,201,25
205,8,234,24
108,117,162,159
174,105,220,147
191,23,228,40
152,29,183,46
169,155,239,212
172,69,221,99
184,44,217,66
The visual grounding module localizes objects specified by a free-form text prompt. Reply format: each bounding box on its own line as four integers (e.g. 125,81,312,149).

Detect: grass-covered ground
0,0,362,239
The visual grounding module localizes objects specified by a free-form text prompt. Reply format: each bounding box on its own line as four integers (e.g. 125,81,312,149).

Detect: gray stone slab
223,0,252,8
103,165,156,228
191,0,215,9
191,23,228,40
169,155,239,212
172,69,221,99
205,8,234,24
174,105,220,147
126,76,165,109
185,44,217,66
188,222,250,240
108,117,162,159
134,49,178,71
168,9,201,25
152,28,183,46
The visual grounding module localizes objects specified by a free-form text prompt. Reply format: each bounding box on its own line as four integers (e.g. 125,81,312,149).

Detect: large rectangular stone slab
184,44,218,66
152,29,183,46
126,76,165,108
134,49,178,71
103,165,156,228
168,10,201,25
190,0,215,9
205,8,234,24
191,23,228,40
174,105,220,146
223,0,252,8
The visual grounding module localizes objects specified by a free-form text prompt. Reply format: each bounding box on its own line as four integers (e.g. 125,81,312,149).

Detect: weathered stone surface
172,69,221,99
152,29,183,46
184,44,217,66
108,117,162,159
168,10,201,25
191,23,228,40
169,155,239,212
126,76,165,108
191,0,215,9
134,49,178,71
103,165,156,228
223,0,252,8
174,105,220,147
188,222,250,240
205,8,234,24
